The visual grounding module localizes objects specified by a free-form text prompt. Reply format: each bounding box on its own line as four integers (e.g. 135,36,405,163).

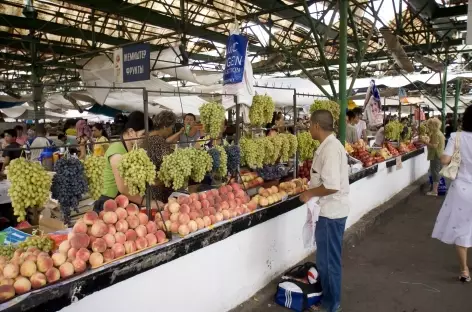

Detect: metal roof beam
432,5,467,19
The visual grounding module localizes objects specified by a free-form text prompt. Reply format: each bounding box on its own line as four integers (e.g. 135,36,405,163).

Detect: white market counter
2,149,428,312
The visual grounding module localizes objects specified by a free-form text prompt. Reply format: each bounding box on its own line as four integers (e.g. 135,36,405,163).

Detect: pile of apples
250,185,287,207
385,142,400,157
159,183,256,237
240,172,264,189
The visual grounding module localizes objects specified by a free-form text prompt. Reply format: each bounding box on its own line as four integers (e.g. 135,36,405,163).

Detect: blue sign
223,34,248,85
120,43,150,83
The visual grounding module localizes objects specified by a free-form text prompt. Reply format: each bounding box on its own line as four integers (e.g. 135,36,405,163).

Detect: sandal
426,191,438,196
459,271,471,283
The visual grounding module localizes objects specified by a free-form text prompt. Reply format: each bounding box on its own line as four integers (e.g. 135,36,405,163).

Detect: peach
26,247,38,255
226,185,233,192
170,222,179,233
115,195,129,208
107,224,117,235
230,210,237,218
189,211,199,220
138,213,149,225
70,233,91,249
177,195,189,205
231,183,241,191
125,203,139,216
125,229,137,241
124,241,136,254
179,204,190,214
45,267,60,283
37,252,49,259
112,243,125,258
236,190,245,198
67,248,78,261
72,258,86,273
189,193,199,202
103,233,116,248
89,252,104,268
114,232,126,244
88,235,97,248
103,211,118,224
9,257,22,267
115,219,129,233
211,189,219,196
0,285,15,302
178,213,190,225
195,218,205,229
0,279,13,286
161,210,170,221
115,207,128,220
209,207,216,215
222,210,230,220
218,186,227,195
13,249,23,259
201,200,210,209
24,254,37,263
99,211,105,219
37,256,53,273
207,197,215,206
215,212,223,222
135,237,148,250
145,233,158,246
92,238,107,253
51,253,67,267
193,201,202,210
30,272,47,289
168,202,180,214
187,220,198,233
3,264,18,279
72,221,87,235
209,215,216,225
170,212,180,222
91,222,108,238
135,225,147,237
164,220,172,231
178,225,189,236
221,201,230,210
199,192,207,201
58,240,70,254
59,262,74,278
126,215,140,229
13,276,31,295
203,216,211,227
76,248,90,262
247,202,257,211
146,221,158,234
103,249,115,263
235,198,242,206
229,200,237,209
227,193,235,201
214,195,222,204
104,199,118,211
83,211,99,225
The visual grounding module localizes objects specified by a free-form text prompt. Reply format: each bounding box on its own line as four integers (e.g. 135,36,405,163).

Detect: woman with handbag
432,106,472,282
420,118,445,196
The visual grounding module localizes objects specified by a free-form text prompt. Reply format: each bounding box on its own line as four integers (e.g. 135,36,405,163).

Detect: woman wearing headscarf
94,111,159,212
76,120,92,159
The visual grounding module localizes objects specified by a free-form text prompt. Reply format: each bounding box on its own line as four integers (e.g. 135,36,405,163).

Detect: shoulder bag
440,132,461,180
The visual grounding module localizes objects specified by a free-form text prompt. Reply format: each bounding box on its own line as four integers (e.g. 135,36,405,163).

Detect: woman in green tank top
94,111,159,212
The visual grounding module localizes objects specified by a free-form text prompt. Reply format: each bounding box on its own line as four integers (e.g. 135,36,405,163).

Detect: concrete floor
232,188,470,312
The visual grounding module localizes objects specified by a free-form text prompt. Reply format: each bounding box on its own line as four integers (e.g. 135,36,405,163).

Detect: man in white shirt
300,110,350,312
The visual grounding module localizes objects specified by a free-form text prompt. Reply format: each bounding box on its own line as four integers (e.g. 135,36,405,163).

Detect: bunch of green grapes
190,148,213,182
84,155,106,200
279,134,291,162
199,102,226,139
249,95,275,126
18,235,55,253
403,127,412,142
260,137,276,165
0,245,16,259
269,135,283,163
158,148,193,190
310,99,341,123
419,123,428,136
214,145,228,178
240,137,264,168
297,131,320,161
118,148,156,196
384,120,404,141
7,158,52,222
285,133,298,157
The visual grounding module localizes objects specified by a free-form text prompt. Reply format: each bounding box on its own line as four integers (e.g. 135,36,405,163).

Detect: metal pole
338,0,348,145
293,90,298,178
234,95,240,144
143,89,151,218
441,66,447,132
454,79,461,130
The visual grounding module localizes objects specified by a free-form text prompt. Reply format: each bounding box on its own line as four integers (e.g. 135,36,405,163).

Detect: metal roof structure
0,0,469,99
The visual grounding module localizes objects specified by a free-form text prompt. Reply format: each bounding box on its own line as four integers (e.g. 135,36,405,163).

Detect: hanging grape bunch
260,137,275,165
158,148,193,190
297,131,320,161
118,148,156,196
51,157,88,224
84,155,106,200
240,137,264,169
7,158,52,222
279,134,290,162
285,133,298,158
199,102,226,139
310,99,341,124
249,95,275,126
189,148,213,182
384,120,404,141
214,145,228,178
256,164,286,181
207,148,221,172
224,145,240,175
269,135,283,163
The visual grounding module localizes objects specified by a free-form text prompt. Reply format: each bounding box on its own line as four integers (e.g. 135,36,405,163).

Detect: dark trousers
315,216,347,312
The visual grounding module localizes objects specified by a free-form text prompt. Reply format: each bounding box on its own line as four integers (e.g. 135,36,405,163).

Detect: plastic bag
302,197,320,248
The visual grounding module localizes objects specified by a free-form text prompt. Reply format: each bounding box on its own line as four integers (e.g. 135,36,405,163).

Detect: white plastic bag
302,197,320,248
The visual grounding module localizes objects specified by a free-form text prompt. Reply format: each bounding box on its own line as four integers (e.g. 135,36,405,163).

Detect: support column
441,66,447,133
30,36,43,127
293,90,298,178
338,0,348,145
454,79,461,130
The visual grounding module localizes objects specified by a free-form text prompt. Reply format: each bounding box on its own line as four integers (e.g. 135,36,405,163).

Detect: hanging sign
114,43,150,83
223,34,249,85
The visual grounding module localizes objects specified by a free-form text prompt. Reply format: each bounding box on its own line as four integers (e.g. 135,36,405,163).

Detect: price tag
396,156,403,170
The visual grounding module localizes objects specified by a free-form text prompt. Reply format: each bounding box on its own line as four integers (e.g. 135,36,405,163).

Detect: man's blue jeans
315,216,347,312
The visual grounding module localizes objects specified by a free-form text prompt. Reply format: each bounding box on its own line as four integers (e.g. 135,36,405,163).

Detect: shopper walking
300,110,350,312
432,106,472,282
421,118,445,196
